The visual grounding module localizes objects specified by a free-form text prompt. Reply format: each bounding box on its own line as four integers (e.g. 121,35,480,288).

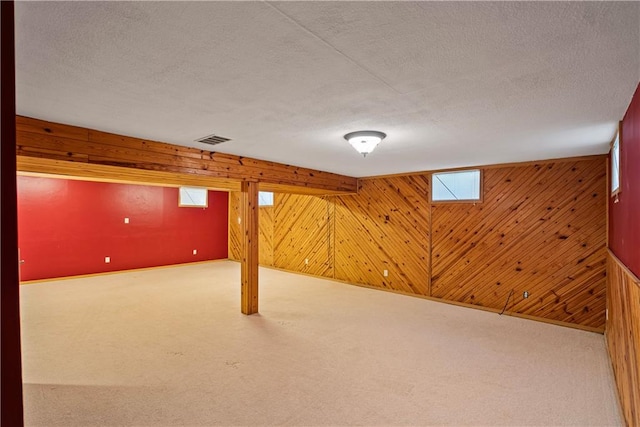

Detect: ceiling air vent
195,133,231,146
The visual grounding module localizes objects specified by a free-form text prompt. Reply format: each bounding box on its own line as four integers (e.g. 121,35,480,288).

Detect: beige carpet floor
20,261,622,426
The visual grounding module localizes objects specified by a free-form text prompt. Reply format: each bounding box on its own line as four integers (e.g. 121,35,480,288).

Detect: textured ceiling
14,1,640,177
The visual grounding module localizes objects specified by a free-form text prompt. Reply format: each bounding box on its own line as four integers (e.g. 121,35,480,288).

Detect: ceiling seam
264,1,402,95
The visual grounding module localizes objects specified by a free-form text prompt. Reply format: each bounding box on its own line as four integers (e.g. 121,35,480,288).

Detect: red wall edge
609,82,640,278
17,177,229,281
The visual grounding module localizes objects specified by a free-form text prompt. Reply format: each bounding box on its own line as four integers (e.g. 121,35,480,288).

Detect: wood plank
606,251,640,427
274,194,334,278
17,144,89,162
258,182,358,196
240,181,259,315
17,156,242,192
258,206,274,267
17,115,88,141
16,116,358,195
228,192,243,261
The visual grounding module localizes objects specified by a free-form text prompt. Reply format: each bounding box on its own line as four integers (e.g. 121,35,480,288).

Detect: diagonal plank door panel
334,176,430,295
274,194,334,278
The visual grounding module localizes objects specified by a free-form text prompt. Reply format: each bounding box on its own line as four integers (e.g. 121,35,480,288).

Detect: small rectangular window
258,191,274,207
179,187,208,207
611,129,620,195
431,169,481,202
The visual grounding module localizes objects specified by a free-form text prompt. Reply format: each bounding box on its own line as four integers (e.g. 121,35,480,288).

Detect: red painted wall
610,83,640,277
17,177,228,281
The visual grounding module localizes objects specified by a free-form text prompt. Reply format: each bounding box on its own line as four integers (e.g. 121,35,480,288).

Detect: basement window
179,187,208,207
431,169,481,202
611,129,620,196
259,191,274,207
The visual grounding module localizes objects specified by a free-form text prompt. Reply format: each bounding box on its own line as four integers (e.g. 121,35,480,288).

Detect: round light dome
344,131,387,157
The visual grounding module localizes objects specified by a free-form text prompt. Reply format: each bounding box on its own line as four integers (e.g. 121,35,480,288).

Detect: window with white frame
179,187,208,207
258,191,274,207
611,130,620,195
431,169,481,202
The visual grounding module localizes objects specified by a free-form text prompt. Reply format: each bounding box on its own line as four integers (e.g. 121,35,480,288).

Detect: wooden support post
241,181,259,314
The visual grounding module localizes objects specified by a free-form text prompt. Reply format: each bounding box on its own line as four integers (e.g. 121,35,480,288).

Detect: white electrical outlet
523,291,529,299
383,269,389,277
124,217,129,224
238,217,241,224
305,258,309,265
105,256,110,263
193,249,197,255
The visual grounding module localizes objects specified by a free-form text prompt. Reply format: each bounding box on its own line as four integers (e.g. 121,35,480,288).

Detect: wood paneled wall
228,193,243,262
259,207,274,267
230,193,333,276
228,194,274,267
334,176,430,295
229,156,608,330
432,159,607,328
273,194,333,278
606,252,640,427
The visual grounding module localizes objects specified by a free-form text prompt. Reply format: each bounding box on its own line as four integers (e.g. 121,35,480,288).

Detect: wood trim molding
360,154,607,181
16,116,358,195
608,249,640,286
609,121,622,199
252,262,605,334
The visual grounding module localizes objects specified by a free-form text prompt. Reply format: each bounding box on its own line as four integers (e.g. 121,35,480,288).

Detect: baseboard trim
19,258,229,285
239,260,604,334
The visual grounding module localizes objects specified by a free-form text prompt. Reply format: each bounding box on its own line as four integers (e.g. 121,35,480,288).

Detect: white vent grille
195,134,231,146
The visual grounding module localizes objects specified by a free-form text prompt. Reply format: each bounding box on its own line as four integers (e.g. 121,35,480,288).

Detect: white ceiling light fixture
344,130,387,157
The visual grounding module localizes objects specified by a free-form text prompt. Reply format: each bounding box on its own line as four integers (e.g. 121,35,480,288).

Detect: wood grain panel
258,206,274,267
16,116,357,195
228,192,274,266
273,194,334,278
228,192,243,261
19,156,242,192
606,251,640,427
334,176,430,294
240,181,259,315
431,159,607,329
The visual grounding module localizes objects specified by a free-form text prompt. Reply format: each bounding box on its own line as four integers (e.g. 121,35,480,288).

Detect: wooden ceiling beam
15,116,358,195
